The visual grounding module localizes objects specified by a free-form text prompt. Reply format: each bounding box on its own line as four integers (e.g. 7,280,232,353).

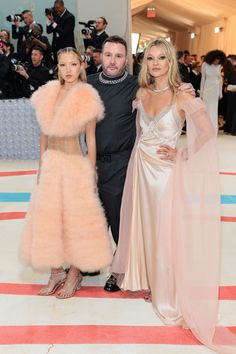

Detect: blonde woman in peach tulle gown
20,47,112,298
112,39,236,353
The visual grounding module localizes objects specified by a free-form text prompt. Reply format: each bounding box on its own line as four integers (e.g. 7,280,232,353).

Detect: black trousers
97,150,131,245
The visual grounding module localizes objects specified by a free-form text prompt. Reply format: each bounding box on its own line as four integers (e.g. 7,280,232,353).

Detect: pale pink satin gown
113,99,184,323
112,97,236,353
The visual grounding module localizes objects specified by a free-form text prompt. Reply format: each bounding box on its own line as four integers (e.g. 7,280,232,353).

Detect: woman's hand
178,83,195,96
157,144,177,161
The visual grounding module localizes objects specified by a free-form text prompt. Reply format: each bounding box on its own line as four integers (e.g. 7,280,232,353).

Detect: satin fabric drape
112,97,236,353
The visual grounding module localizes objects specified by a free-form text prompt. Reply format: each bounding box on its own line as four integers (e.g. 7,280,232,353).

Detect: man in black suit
87,49,103,75
83,17,109,50
0,40,11,99
15,46,52,98
46,0,75,64
11,10,37,61
177,50,190,83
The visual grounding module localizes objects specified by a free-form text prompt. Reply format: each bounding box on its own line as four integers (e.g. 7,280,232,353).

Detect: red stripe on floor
221,216,236,222
0,283,236,300
0,170,234,177
0,212,26,220
0,324,204,345
0,170,37,177
220,172,236,176
219,286,236,300
1,213,235,222
1,325,236,345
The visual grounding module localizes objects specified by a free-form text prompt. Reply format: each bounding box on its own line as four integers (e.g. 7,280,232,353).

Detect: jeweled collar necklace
98,71,128,85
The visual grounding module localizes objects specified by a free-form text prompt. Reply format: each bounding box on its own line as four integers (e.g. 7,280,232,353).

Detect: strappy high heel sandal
144,291,152,303
38,270,67,296
56,271,83,299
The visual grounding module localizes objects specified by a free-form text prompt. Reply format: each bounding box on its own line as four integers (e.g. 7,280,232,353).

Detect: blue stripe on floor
221,195,236,204
0,193,31,202
0,193,235,204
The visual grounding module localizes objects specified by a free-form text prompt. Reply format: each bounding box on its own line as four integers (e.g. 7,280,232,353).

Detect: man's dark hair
99,17,108,26
227,54,236,61
176,50,184,60
32,46,44,56
184,50,190,55
93,49,102,54
137,51,144,63
54,0,64,5
21,10,32,15
102,35,127,54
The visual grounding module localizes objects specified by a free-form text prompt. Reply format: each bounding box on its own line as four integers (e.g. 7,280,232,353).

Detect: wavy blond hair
139,39,181,93
57,47,87,84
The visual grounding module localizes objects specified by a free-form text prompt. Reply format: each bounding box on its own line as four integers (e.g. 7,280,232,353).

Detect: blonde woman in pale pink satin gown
112,39,236,353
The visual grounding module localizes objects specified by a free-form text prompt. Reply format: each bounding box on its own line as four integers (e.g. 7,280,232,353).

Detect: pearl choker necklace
151,85,170,93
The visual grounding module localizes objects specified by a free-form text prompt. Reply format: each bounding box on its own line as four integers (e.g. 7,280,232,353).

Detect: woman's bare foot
38,267,67,296
56,266,83,299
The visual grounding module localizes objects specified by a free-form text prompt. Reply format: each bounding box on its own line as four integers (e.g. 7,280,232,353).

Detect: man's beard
102,64,126,78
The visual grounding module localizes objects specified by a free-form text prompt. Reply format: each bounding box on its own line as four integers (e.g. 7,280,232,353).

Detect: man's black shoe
104,274,120,292
81,271,100,276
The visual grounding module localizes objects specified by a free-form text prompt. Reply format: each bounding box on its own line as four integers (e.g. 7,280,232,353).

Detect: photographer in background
15,46,52,98
0,39,11,99
11,10,39,61
46,0,75,64
26,23,53,68
92,49,102,73
83,17,108,50
0,29,11,42
85,48,102,75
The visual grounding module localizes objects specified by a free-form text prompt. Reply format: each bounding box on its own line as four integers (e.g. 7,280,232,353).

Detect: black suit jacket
46,9,75,54
0,54,10,98
12,24,32,60
83,31,109,50
18,64,52,98
178,62,190,83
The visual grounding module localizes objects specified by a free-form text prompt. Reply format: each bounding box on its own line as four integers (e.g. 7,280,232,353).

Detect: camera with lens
6,14,23,22
25,30,37,46
11,58,26,72
83,55,92,64
45,7,57,18
26,34,35,45
79,20,96,35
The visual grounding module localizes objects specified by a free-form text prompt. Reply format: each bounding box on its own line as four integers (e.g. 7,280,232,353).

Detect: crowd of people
1,1,236,353
0,0,108,99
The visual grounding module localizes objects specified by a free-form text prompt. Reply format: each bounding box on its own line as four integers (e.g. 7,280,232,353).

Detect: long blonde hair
139,39,181,93
57,47,87,84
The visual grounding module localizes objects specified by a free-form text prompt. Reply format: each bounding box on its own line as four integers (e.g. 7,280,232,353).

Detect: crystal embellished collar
98,71,128,85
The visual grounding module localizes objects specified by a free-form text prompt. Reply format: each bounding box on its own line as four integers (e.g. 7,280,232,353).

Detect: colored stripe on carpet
0,325,236,345
0,170,37,177
0,212,26,220
0,170,235,177
0,193,236,204
0,213,236,222
0,284,236,300
221,195,236,204
0,193,31,202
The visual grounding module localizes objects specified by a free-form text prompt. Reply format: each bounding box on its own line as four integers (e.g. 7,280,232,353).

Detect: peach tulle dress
112,97,236,353
20,81,113,272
